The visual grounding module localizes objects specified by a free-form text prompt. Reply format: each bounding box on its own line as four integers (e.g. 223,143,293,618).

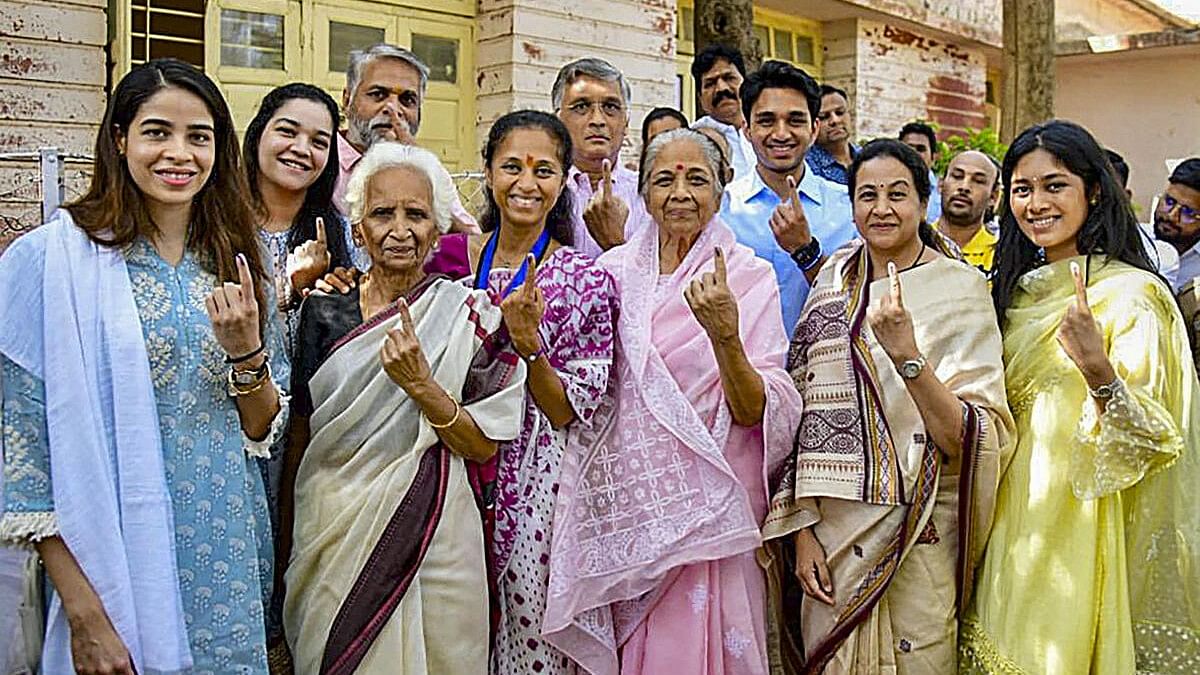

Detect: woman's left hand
381,298,434,394
867,262,921,365
685,247,740,342
287,216,331,293
205,253,262,359
500,254,546,356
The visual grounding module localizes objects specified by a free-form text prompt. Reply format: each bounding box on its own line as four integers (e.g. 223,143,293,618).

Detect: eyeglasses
562,100,626,119
1157,194,1200,224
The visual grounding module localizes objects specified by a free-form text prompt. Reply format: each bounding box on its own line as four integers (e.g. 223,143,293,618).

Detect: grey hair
346,43,430,100
639,128,728,201
344,142,455,233
550,57,632,110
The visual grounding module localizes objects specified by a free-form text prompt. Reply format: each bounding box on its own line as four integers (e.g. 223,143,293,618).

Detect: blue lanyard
474,226,552,298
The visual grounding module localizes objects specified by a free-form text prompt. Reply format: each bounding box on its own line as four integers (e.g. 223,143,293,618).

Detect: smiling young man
333,43,477,231
931,150,999,275
720,60,854,333
689,44,758,180
551,57,651,259
805,84,859,186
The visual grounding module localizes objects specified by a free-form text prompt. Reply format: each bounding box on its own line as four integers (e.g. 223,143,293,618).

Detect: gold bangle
231,376,269,397
425,388,462,429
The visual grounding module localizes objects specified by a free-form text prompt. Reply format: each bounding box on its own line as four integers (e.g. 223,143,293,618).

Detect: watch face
901,361,922,379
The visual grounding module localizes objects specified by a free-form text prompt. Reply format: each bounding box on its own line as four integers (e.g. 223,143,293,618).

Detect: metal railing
0,148,488,244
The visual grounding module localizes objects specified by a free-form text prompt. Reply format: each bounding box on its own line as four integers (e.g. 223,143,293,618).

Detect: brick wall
832,18,988,143
0,0,106,245
475,0,677,168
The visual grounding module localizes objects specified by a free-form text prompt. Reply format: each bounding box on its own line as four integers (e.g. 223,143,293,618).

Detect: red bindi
675,163,684,171
524,154,535,168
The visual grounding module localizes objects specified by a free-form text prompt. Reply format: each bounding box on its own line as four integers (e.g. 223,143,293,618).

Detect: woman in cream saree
763,140,1015,674
280,143,527,675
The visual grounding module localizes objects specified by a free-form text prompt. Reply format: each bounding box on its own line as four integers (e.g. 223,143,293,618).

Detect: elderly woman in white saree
279,143,526,675
762,140,1015,674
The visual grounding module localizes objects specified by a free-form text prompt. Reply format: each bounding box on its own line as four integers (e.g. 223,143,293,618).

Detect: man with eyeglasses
1153,158,1200,293
1156,158,1200,372
552,57,651,258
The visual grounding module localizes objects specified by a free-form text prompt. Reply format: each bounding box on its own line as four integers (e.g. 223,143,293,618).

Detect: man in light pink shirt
333,43,477,232
552,58,651,259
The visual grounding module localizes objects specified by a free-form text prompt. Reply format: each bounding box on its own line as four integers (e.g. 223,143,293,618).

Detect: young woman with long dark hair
242,82,354,351
0,59,288,674
961,120,1200,673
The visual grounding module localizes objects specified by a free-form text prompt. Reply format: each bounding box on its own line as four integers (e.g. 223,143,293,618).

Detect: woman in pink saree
544,129,802,674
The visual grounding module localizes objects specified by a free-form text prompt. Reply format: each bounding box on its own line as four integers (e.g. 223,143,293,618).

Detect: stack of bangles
226,344,272,397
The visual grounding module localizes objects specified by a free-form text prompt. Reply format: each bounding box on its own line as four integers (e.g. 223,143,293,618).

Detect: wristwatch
897,354,927,380
790,236,823,271
227,359,270,396
1088,377,1122,400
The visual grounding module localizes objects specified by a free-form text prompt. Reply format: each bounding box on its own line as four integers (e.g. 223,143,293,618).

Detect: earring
1035,247,1047,266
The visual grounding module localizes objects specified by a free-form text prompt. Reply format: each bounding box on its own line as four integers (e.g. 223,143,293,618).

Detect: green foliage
932,126,1008,177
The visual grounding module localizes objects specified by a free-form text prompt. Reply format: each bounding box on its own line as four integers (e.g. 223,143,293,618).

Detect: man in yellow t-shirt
932,150,1000,276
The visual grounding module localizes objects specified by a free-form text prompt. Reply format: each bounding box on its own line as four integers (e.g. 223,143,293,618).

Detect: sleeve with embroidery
546,264,617,427
243,300,292,459
0,355,58,545
1071,291,1185,499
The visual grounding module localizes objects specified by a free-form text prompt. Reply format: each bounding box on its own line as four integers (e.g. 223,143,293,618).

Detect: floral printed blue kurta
0,237,289,674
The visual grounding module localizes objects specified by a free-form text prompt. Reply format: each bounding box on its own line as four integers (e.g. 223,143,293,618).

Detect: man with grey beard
333,43,478,232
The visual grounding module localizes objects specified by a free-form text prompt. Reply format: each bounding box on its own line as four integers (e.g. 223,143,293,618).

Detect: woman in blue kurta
0,59,287,675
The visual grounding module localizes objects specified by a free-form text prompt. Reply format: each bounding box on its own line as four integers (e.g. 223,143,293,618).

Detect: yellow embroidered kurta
960,256,1200,674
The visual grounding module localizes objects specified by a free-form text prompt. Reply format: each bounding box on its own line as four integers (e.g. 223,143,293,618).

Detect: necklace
902,242,927,272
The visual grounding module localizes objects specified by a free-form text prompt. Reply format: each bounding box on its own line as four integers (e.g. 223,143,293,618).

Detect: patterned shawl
544,216,802,675
763,240,1014,673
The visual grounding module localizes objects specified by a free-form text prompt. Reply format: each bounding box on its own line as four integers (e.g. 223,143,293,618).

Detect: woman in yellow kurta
960,120,1200,673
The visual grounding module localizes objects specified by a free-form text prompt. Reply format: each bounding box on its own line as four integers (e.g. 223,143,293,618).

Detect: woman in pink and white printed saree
543,129,802,675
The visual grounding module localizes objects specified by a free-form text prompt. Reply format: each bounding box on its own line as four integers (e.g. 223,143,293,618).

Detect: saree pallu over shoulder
544,216,802,675
284,277,526,675
961,258,1199,674
764,243,1013,674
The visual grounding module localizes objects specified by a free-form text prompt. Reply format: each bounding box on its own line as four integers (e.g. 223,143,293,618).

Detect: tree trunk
1001,0,1055,142
694,0,762,71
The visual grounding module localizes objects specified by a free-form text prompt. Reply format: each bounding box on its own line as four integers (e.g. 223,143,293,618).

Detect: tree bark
1001,0,1055,142
694,0,762,71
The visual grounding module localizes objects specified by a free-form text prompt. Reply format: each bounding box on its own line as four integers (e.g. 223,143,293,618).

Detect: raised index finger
237,253,254,294
887,261,902,305
601,159,613,198
524,253,538,289
787,174,801,210
315,217,327,245
1070,261,1089,310
398,297,414,333
713,247,727,284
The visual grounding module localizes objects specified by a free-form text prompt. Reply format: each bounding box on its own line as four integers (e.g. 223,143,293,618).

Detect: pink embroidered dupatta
544,217,802,674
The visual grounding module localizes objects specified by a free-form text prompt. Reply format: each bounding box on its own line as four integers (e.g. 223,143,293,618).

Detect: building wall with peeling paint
476,0,677,168
821,18,988,144
0,0,106,243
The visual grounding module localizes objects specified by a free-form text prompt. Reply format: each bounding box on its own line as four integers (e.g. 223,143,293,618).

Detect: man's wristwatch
897,354,927,380
790,236,822,271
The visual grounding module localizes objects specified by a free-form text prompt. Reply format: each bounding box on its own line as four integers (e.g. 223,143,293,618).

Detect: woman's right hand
311,266,360,296
287,217,332,293
793,527,835,606
67,605,134,675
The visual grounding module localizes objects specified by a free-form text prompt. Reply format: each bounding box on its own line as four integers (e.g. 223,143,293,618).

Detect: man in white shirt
689,44,758,181
1153,157,1200,292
